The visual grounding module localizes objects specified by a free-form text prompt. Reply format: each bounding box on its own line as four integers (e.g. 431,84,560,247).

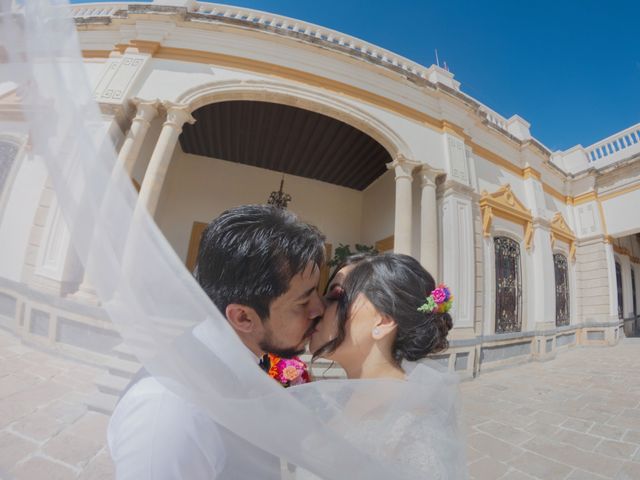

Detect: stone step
86,390,119,416
112,342,138,362
107,357,142,379
96,372,130,396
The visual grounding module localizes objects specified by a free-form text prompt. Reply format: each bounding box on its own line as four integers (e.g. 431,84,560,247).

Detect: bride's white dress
292,362,467,479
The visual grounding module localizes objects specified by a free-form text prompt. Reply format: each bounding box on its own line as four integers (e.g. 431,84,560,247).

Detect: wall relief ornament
549,212,577,261
480,185,533,250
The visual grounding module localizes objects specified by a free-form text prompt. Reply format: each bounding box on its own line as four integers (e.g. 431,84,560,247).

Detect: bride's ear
372,314,397,340
226,304,261,333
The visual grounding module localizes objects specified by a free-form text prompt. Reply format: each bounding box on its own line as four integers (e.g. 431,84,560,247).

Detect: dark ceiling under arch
179,100,392,191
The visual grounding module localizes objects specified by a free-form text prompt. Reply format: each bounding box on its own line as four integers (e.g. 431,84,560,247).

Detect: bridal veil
0,2,466,478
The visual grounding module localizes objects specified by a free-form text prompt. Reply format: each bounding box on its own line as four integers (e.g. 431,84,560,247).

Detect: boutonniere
267,353,311,387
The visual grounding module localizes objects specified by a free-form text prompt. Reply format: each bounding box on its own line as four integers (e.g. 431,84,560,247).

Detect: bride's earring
372,327,380,338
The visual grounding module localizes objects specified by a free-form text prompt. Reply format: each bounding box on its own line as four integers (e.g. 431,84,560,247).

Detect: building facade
1,1,640,411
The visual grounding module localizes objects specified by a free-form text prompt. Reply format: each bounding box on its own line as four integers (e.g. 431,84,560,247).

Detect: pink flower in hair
431,287,447,304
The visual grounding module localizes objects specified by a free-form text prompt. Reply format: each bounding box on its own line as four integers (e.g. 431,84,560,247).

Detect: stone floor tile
469,456,509,480
476,421,534,446
43,431,104,467
530,410,566,426
614,462,640,480
589,424,627,441
11,456,76,480
594,440,638,460
76,449,114,480
566,469,609,479
523,421,561,438
467,433,524,462
622,430,640,445
0,432,38,468
64,412,109,442
498,469,537,480
552,428,602,451
507,451,571,479
38,399,87,426
466,446,484,463
8,411,65,442
522,436,621,477
562,418,595,433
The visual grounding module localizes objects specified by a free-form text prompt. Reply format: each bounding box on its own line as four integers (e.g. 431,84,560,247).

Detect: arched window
494,236,522,333
615,261,623,319
554,253,570,326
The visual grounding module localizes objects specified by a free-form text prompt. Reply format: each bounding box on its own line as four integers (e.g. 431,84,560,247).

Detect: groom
108,204,326,479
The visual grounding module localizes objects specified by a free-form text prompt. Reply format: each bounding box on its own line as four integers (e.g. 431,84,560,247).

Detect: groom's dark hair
195,204,325,320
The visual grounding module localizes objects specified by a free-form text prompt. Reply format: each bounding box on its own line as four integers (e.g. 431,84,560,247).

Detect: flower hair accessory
418,284,453,314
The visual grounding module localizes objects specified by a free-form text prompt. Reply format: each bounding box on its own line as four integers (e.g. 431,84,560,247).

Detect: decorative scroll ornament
480,185,534,250
549,212,577,262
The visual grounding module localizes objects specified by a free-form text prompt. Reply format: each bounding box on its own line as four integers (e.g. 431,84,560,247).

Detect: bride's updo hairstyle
317,253,453,364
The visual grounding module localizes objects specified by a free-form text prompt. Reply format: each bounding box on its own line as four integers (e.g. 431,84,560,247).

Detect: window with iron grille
554,253,570,326
494,236,522,333
615,262,623,319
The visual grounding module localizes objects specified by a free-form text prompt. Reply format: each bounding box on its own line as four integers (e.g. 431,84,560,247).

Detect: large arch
174,79,414,164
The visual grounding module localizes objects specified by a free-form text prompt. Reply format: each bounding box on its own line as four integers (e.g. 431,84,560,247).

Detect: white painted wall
475,155,527,201
0,155,48,281
601,189,640,237
361,170,394,247
155,150,365,261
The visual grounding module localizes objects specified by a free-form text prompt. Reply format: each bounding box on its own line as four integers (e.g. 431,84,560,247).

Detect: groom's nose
308,290,324,319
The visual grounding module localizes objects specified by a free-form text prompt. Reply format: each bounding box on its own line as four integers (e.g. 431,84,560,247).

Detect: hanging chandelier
267,175,292,209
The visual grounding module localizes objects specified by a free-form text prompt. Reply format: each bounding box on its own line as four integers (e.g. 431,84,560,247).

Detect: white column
138,102,195,216
117,99,160,176
417,165,443,278
387,157,419,255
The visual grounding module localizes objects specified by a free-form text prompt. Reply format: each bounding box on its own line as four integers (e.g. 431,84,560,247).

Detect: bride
292,253,466,478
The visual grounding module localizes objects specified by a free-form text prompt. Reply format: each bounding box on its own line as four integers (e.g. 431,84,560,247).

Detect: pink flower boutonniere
267,354,311,387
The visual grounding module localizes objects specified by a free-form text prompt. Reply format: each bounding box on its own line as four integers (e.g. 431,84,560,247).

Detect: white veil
0,1,466,478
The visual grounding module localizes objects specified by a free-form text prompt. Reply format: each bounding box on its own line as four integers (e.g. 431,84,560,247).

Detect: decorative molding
549,212,577,261
446,135,470,186
113,40,161,56
75,44,639,212
613,244,631,256
386,155,420,180
571,191,598,206
480,185,534,249
522,167,542,181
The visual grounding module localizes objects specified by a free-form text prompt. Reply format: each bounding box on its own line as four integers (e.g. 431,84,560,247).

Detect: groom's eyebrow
296,287,316,301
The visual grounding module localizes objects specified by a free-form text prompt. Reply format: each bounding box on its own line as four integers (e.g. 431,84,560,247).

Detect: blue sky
72,0,639,151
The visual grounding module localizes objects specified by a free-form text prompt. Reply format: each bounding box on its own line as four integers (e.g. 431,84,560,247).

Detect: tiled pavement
461,338,640,480
0,331,113,480
1,327,639,479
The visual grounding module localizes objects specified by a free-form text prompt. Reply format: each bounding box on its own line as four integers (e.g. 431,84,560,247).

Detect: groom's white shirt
107,322,279,479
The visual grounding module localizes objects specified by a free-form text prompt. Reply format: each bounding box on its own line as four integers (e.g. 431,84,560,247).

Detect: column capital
131,98,161,123
386,155,420,180
161,101,196,129
416,164,445,188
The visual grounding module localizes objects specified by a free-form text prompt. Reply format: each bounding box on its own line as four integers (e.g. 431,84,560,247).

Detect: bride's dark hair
314,253,452,364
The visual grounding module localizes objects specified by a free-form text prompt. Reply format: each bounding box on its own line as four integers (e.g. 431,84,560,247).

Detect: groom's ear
226,304,262,333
